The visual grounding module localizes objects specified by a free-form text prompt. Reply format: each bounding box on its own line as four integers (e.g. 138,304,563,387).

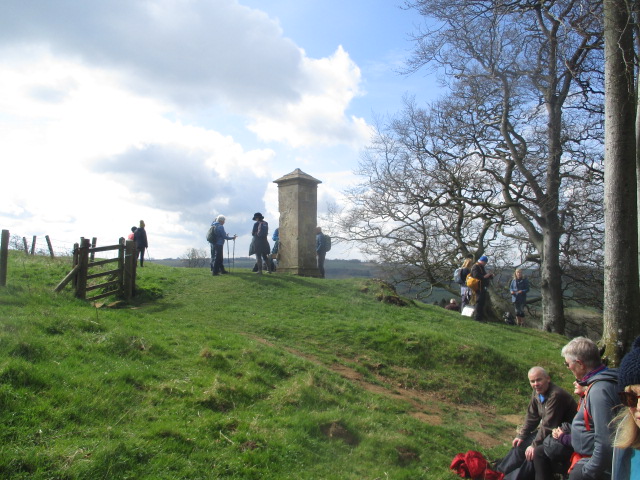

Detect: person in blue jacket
210,215,236,276
510,269,530,327
612,336,640,480
316,226,328,278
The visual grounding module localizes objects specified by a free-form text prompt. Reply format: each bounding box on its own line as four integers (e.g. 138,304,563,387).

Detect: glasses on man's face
564,360,572,368
618,391,640,408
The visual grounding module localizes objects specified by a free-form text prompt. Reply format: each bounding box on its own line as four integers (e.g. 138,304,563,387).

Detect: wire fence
5,232,121,260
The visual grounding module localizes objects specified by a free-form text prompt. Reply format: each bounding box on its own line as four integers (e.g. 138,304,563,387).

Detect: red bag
450,450,504,480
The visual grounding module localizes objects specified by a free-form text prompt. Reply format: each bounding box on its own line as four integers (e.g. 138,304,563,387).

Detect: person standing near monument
211,215,236,275
252,212,272,274
316,226,329,278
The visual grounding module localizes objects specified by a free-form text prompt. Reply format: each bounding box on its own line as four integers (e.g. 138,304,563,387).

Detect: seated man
444,298,459,311
560,337,621,480
498,366,577,480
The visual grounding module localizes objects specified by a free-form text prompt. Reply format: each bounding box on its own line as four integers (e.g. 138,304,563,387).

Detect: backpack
324,234,331,252
453,268,464,284
466,274,481,293
206,224,219,243
257,221,269,238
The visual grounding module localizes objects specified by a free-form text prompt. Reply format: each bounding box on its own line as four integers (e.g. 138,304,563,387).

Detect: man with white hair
209,215,237,276
561,336,620,480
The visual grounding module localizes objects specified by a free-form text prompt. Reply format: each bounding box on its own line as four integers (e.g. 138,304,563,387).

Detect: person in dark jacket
498,367,577,480
133,220,148,267
469,255,494,322
316,226,328,278
510,269,530,327
251,212,271,275
444,298,459,311
561,336,621,480
612,336,640,480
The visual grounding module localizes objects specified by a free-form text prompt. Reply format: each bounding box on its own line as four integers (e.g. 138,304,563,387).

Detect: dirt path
250,335,518,449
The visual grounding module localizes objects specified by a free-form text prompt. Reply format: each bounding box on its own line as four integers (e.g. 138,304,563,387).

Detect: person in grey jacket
561,336,621,480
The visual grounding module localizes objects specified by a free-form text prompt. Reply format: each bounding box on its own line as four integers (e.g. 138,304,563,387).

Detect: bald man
498,366,577,478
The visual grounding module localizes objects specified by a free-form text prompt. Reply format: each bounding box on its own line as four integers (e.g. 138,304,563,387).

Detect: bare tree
601,0,640,363
337,97,513,302
181,248,207,268
403,0,605,333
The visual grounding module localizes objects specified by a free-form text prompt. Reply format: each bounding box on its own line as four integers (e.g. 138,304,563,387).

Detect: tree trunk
539,92,566,333
540,227,565,333
602,0,640,364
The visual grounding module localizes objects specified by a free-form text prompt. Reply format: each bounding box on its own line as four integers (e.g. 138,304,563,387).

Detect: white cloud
0,0,377,259
247,46,371,148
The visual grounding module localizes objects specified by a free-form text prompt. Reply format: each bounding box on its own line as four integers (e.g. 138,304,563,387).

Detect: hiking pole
232,238,236,272
226,241,230,273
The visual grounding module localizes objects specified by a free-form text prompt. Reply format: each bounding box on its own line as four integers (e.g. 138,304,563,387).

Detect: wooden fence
54,237,138,301
0,230,8,287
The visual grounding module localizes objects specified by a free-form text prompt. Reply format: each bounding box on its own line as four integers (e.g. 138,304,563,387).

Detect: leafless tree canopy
338,0,606,328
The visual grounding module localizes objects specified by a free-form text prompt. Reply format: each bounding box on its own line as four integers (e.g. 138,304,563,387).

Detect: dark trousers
317,251,326,278
532,444,553,480
213,244,226,274
255,253,271,273
496,432,536,479
568,460,592,480
138,247,145,266
474,288,487,322
210,243,216,272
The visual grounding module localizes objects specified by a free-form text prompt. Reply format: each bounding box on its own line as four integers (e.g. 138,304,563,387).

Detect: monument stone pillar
273,168,322,277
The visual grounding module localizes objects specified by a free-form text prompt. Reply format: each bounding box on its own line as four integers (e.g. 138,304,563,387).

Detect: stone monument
273,168,322,277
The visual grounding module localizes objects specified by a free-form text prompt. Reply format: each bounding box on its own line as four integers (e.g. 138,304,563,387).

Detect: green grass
0,252,578,479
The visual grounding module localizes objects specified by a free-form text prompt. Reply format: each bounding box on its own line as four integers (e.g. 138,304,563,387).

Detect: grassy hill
0,252,578,479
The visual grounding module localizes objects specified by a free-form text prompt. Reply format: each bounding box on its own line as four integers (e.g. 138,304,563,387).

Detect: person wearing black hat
612,336,640,480
251,212,271,274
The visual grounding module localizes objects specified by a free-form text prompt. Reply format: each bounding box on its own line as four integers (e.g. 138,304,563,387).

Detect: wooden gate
55,238,137,301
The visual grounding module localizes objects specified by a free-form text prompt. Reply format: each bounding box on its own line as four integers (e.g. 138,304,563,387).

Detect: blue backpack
453,268,464,284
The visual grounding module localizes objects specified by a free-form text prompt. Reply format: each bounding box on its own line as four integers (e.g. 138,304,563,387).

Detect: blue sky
0,0,442,260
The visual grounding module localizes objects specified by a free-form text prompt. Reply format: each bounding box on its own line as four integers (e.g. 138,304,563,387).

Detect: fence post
30,236,36,255
22,237,28,255
124,240,136,300
45,235,54,258
76,238,90,299
1,230,9,287
90,237,97,261
118,237,125,297
72,243,79,288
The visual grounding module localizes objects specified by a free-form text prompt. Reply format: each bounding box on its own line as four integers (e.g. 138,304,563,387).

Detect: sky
0,0,441,260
